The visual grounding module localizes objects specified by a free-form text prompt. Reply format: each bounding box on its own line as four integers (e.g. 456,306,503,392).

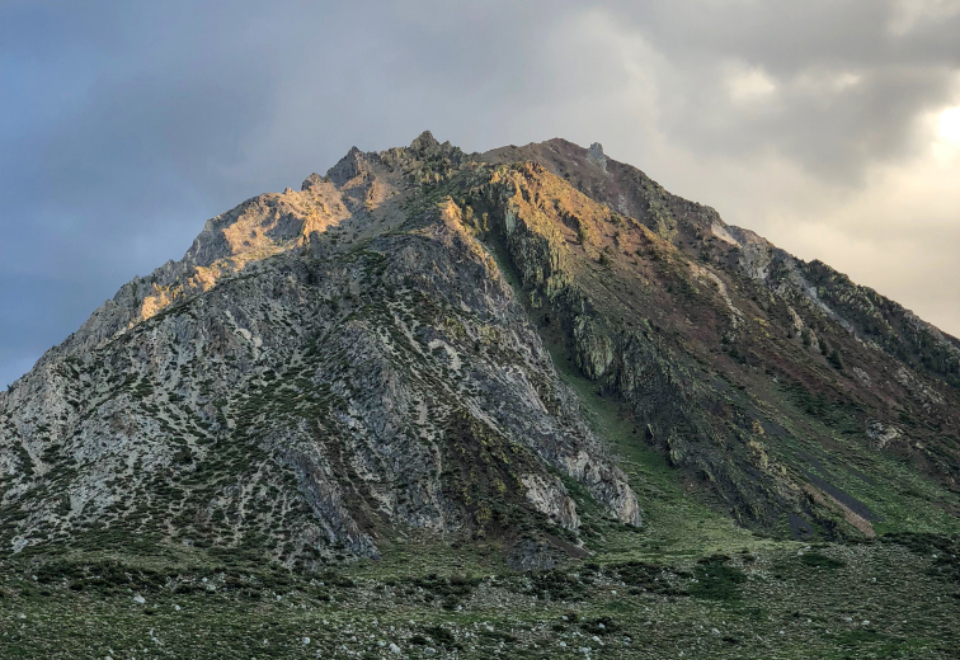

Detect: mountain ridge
2,131,959,570
12,131,960,388
3,130,960,659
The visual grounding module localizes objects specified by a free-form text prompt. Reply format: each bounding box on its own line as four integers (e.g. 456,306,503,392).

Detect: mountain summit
2,133,959,572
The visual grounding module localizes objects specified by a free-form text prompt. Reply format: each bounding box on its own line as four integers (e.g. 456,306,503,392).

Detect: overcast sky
3,0,960,388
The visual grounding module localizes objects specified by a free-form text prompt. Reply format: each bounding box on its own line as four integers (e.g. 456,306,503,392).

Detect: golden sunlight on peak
938,106,960,143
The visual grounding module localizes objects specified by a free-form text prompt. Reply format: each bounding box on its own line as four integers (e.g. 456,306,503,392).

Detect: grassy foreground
0,535,958,659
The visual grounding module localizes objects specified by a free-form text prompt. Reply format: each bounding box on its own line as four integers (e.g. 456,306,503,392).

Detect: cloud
889,0,960,35
591,1,960,179
2,0,960,387
724,64,779,106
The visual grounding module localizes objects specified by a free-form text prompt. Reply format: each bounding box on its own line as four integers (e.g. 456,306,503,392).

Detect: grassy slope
544,339,768,561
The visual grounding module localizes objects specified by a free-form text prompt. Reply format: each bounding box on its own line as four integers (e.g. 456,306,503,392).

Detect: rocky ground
1,534,958,659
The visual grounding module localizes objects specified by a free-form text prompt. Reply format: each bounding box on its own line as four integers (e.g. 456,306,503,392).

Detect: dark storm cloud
3,0,960,387
0,1,299,387
598,0,960,177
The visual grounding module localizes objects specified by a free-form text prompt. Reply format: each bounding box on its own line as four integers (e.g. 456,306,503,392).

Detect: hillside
0,132,958,659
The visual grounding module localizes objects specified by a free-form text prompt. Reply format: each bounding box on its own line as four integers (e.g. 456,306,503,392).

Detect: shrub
528,569,587,601
689,555,745,602
580,616,620,635
800,552,845,570
827,349,844,370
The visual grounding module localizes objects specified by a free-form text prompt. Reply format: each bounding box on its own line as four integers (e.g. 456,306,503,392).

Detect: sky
2,0,960,388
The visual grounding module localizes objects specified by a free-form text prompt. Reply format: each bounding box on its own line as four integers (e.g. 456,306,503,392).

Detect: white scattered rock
389,642,401,654
866,420,901,448
302,637,311,645
132,595,146,605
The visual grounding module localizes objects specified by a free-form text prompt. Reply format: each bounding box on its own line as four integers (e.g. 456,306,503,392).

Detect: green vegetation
799,551,845,570
689,555,747,602
544,340,762,561
1,536,959,659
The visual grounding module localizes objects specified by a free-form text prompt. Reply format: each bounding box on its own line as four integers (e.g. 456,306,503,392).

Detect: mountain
1,132,959,659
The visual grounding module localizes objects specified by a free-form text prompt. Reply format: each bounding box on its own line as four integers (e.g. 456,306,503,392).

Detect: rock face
0,135,638,564
481,139,960,534
2,132,960,564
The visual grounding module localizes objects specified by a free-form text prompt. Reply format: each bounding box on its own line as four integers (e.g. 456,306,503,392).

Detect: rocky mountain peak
402,130,466,170
409,129,440,153
3,132,960,657
300,172,325,190
326,145,372,186
1,133,959,577
586,141,606,171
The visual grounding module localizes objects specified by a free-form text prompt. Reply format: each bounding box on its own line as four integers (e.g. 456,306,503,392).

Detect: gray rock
0,139,639,564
